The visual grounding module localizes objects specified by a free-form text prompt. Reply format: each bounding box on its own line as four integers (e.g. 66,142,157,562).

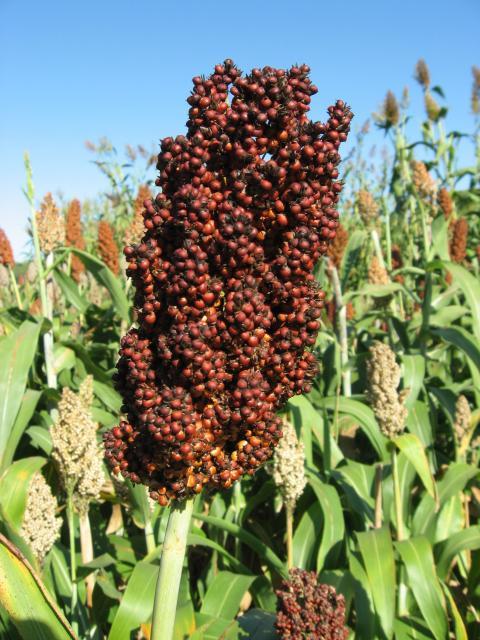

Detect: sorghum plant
104,59,352,638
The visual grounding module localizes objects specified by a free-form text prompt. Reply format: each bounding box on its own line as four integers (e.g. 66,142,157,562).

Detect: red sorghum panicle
66,199,86,282
327,222,348,269
104,60,352,504
98,220,120,275
449,217,468,264
275,568,348,640
0,228,14,267
438,187,453,220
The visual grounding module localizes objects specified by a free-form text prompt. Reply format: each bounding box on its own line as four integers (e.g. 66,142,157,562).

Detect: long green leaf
53,268,88,313
201,571,255,620
396,537,447,640
193,513,286,577
1,389,41,472
187,532,251,574
401,354,425,408
442,262,480,341
0,457,45,529
318,396,389,460
393,433,435,498
0,534,76,639
69,248,130,321
435,526,480,579
431,325,480,374
412,463,478,539
307,472,344,572
0,320,41,468
292,502,322,569
357,528,396,639
108,561,157,639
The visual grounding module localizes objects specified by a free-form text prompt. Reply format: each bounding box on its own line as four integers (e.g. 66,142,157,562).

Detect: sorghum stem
374,463,383,529
144,518,156,556
8,266,23,310
79,511,94,608
67,493,78,622
392,447,408,616
151,499,194,640
286,503,294,570
329,263,351,397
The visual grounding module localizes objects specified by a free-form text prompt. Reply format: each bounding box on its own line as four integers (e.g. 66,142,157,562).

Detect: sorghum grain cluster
275,568,348,639
104,60,352,504
98,220,120,275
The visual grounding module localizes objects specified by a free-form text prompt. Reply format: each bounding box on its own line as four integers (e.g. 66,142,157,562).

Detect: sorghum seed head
275,568,348,640
414,59,430,90
449,217,468,264
52,376,105,511
272,418,306,510
327,223,348,269
356,189,378,226
438,187,453,220
36,193,65,254
374,91,399,129
105,61,353,503
453,395,472,450
20,473,61,565
0,228,14,267
65,199,85,282
471,66,480,115
366,341,408,439
411,160,436,201
98,220,120,275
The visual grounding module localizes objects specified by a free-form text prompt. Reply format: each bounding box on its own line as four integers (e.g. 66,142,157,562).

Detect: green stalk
24,154,57,390
67,493,78,628
286,504,294,570
392,446,408,615
8,266,23,310
151,499,194,640
144,518,156,556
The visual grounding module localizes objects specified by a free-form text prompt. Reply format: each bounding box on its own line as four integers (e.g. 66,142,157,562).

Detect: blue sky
1,0,479,259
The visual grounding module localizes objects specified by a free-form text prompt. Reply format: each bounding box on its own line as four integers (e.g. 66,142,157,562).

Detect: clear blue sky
1,0,478,260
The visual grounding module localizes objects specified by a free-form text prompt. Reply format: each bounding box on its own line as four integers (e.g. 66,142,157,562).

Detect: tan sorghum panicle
272,418,306,510
51,376,105,512
65,199,86,282
375,90,399,129
368,256,389,286
453,395,472,449
20,473,62,564
36,193,65,254
471,66,480,115
415,59,430,90
26,261,38,284
411,160,436,201
0,228,14,267
98,220,120,275
0,264,9,288
366,341,408,439
327,223,348,269
449,218,468,264
438,187,454,220
425,92,441,122
124,184,151,247
356,189,379,226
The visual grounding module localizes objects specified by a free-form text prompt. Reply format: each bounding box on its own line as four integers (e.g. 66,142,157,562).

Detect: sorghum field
0,60,479,640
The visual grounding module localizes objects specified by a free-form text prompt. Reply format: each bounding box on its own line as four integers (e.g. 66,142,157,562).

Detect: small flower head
449,217,468,264
366,341,408,439
272,418,306,510
356,189,379,226
438,187,454,220
0,228,14,267
471,66,480,115
425,92,442,122
327,223,348,269
374,91,399,130
36,193,65,254
51,376,105,512
275,568,348,640
368,256,389,286
98,220,120,275
415,59,430,90
65,199,85,282
454,395,472,451
20,473,62,564
124,185,151,248
411,160,436,201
